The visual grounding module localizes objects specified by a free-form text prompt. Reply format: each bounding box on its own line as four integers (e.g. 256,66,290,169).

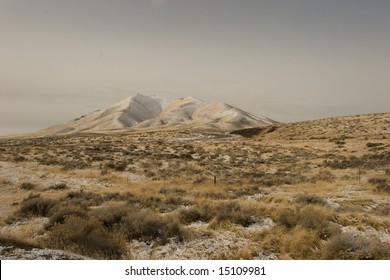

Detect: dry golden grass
281,226,321,259
1,112,390,259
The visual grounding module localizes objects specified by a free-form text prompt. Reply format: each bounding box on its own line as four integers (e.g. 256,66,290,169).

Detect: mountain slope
232,112,390,140
42,94,277,134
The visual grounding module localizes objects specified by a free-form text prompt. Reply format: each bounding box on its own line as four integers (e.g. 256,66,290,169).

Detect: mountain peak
180,96,204,102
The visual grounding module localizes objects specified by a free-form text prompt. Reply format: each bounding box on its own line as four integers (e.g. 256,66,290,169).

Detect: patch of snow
151,232,250,259
325,198,341,209
341,226,390,243
0,247,90,260
220,155,231,163
254,252,278,260
129,240,154,260
187,221,208,229
244,193,265,201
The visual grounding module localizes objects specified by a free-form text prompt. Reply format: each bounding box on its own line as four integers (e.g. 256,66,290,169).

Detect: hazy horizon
1,0,390,135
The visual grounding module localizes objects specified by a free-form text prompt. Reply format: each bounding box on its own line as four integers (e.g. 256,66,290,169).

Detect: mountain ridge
41,94,277,134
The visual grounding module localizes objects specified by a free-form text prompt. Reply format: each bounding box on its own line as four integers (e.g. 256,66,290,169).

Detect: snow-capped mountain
42,94,277,134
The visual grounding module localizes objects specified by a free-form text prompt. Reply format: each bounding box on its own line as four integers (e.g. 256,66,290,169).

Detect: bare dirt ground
0,112,389,259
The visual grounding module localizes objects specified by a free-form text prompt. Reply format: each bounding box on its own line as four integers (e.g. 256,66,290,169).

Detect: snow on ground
0,246,90,260
342,226,390,243
130,218,276,260
0,161,102,190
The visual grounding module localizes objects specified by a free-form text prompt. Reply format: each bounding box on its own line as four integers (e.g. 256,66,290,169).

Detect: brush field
1,113,390,259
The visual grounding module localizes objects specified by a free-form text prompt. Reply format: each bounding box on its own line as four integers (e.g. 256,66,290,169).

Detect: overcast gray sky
1,0,389,135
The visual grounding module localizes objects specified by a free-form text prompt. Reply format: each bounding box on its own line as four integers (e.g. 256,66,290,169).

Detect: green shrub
368,177,390,192
120,209,183,244
66,191,104,206
251,172,307,187
179,207,204,224
179,201,259,227
49,183,68,190
322,232,390,260
164,196,190,207
369,177,387,185
115,161,127,171
223,185,261,198
201,192,229,200
131,195,189,212
311,170,335,182
91,203,132,228
20,182,36,190
159,187,187,196
297,206,339,239
19,194,56,217
366,142,384,148
277,205,339,240
276,208,297,229
296,193,326,205
103,192,134,201
47,216,125,259
46,205,88,229
105,161,127,171
211,201,257,227
192,176,207,185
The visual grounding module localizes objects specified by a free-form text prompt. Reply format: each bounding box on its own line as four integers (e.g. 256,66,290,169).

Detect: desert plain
0,112,389,260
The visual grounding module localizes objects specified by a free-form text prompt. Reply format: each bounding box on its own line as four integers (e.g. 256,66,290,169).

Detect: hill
41,94,277,134
231,112,390,141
